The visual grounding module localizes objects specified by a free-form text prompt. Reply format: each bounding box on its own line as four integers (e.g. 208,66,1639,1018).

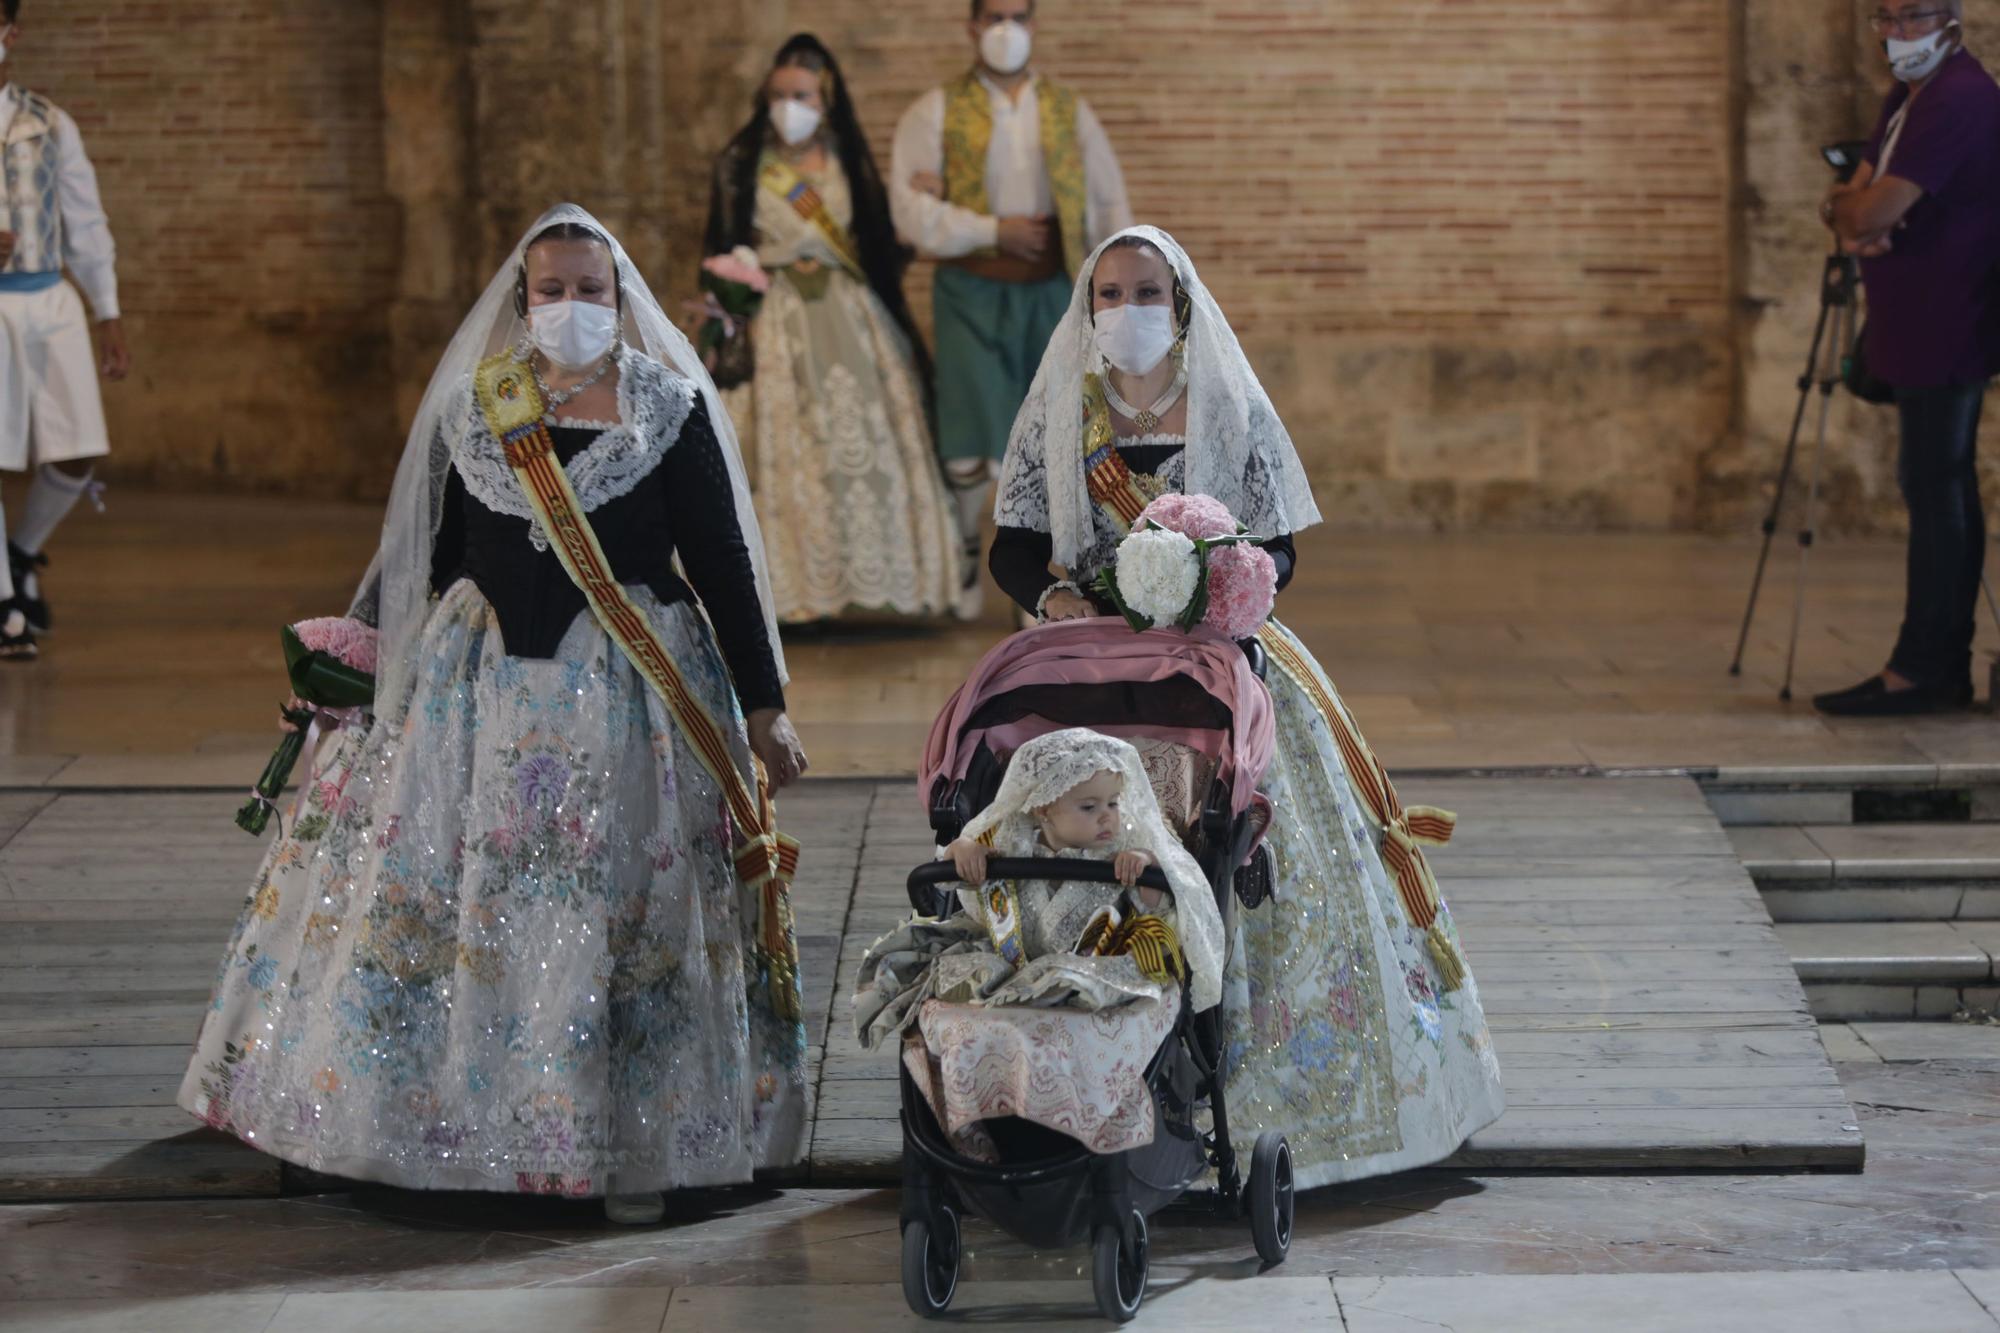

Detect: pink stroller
899,619,1290,1322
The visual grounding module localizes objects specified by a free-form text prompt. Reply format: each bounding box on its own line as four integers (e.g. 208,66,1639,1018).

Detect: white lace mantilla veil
995,224,1323,568
958,727,1226,1013
350,202,786,718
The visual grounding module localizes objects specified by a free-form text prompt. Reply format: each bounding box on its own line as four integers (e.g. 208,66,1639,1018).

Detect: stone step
1702,763,2000,826
1730,823,2000,922
1818,1019,2000,1062
1780,921,2000,1021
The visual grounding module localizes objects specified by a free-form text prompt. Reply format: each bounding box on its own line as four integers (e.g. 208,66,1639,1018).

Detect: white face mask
1886,24,1957,82
979,19,1033,75
528,299,621,372
770,99,822,147
1093,303,1177,376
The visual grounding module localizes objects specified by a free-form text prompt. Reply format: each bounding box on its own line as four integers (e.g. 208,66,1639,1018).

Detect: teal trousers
931,265,1072,463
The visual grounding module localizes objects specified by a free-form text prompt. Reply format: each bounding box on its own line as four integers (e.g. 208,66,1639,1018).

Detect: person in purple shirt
1816,0,2000,716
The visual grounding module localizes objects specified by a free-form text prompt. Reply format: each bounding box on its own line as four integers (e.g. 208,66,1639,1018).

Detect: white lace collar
448,352,697,540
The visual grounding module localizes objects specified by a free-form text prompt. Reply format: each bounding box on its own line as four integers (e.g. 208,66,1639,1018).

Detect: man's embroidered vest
940,70,1087,277
1,91,62,275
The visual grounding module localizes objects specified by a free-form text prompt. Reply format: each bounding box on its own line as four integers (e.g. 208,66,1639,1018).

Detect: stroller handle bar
907,858,1172,913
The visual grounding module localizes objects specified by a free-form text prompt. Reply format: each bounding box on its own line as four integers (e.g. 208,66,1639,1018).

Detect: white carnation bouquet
1094,494,1279,636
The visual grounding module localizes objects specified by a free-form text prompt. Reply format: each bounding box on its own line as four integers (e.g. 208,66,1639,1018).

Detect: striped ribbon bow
1259,628,1470,991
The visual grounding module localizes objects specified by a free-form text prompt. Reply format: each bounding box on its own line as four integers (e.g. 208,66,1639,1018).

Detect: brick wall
662,0,1736,528
24,1,399,496
28,1,1755,530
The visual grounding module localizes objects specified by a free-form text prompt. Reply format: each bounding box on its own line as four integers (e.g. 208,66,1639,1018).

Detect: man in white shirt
0,2,129,661
891,0,1131,605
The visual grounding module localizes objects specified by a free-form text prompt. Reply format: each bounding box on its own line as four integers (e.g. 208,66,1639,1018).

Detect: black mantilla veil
704,32,934,394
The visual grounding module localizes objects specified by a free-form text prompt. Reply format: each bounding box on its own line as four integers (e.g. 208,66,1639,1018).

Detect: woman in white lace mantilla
180,205,811,1225
988,225,1505,1188
706,34,967,624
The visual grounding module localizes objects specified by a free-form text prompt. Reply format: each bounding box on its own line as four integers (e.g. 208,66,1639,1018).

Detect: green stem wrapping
234,707,316,836
1092,567,1154,632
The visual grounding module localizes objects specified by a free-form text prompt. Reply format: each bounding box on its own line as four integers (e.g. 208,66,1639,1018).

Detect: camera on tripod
1821,140,1872,185
1728,140,1876,698
1733,141,2000,705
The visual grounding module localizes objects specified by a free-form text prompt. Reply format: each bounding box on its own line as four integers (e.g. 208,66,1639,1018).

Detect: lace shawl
994,224,1322,567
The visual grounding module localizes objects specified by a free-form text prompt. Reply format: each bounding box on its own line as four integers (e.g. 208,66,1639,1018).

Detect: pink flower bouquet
695,246,770,389
235,617,379,836
1093,493,1279,638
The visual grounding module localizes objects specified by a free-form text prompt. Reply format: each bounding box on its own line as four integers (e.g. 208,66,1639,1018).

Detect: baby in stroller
851,618,1294,1322
855,728,1226,1162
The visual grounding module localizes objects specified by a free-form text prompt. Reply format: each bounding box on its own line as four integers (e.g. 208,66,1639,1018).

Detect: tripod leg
1779,301,1849,702
1732,292,1836,676
1985,576,2000,712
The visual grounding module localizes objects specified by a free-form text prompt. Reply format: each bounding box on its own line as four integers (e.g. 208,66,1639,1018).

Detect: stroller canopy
920,621,1276,817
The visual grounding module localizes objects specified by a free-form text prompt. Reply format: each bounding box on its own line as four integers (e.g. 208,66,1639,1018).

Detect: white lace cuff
1035,579,1085,622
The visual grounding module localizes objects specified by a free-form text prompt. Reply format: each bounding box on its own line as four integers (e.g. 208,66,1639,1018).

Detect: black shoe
8,543,48,633
0,604,36,662
1811,674,1973,717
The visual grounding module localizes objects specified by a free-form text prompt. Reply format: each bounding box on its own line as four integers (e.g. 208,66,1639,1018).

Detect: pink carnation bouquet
235,617,379,836
1093,493,1279,639
693,246,770,389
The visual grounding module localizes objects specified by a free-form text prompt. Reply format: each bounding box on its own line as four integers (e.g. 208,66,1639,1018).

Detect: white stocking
946,459,993,548
15,464,93,556
0,480,13,604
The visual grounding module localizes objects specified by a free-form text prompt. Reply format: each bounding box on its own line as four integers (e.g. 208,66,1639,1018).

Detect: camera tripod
1729,248,2000,702
1728,248,1859,700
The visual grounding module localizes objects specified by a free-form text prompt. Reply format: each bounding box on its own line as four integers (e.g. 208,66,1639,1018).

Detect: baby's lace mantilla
449,353,697,528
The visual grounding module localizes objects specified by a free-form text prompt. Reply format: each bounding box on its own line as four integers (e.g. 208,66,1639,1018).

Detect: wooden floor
0,774,1858,1204
813,775,1860,1180
0,489,1941,1199
0,492,1993,779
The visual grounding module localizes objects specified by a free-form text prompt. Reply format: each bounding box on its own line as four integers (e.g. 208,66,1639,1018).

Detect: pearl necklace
1101,350,1188,431
532,343,622,411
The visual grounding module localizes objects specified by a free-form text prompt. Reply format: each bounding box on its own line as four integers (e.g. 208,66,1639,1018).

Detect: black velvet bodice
989,438,1298,617
430,398,785,714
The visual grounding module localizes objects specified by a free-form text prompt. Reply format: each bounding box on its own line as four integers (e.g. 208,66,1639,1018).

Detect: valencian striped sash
1082,374,1156,532
1257,626,1470,991
757,155,866,281
473,352,803,1020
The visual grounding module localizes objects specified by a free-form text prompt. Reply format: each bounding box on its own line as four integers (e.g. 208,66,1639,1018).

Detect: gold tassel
759,882,803,1022
1426,923,1469,993
1105,915,1185,987
1077,908,1117,956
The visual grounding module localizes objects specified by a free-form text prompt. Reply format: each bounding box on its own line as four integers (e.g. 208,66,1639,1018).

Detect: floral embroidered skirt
1217,620,1506,1189
178,581,809,1195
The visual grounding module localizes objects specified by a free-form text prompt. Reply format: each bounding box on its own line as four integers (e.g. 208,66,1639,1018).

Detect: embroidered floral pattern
1211,619,1505,1187
179,586,807,1194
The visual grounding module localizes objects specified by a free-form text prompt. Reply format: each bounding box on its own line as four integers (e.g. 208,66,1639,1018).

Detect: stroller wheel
1092,1208,1149,1323
1248,1130,1295,1266
901,1203,961,1317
